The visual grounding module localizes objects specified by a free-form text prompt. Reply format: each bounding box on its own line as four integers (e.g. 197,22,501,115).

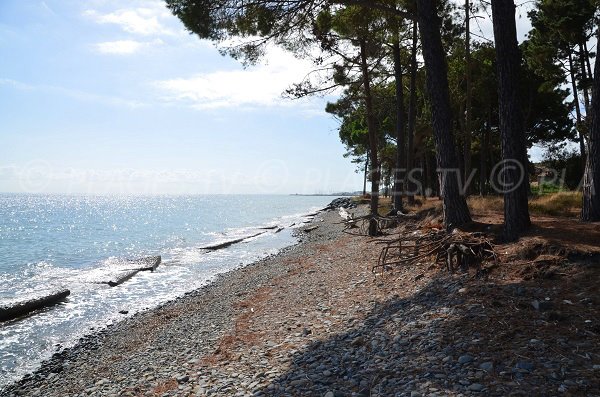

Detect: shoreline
0,196,344,392
4,201,600,396
1,204,353,396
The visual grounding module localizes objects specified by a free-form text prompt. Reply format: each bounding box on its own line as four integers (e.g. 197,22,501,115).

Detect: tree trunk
584,40,593,91
568,47,587,161
581,27,600,221
393,34,406,211
360,39,380,236
406,20,418,205
422,153,429,196
363,152,369,196
464,0,472,195
416,0,472,229
491,0,531,241
479,112,491,196
579,43,591,117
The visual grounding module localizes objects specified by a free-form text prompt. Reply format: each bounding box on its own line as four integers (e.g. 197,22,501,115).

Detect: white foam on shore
0,206,324,389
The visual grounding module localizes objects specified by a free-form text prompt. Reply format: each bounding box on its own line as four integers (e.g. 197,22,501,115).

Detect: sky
0,0,536,195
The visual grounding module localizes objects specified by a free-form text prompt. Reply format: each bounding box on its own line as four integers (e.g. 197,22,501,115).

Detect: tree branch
331,0,414,20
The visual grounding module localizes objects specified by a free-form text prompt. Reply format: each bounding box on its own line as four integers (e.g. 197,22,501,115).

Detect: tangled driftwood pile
340,213,411,236
335,204,498,275
373,228,497,275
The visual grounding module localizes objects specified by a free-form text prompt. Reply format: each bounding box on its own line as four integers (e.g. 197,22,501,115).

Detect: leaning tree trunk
581,27,600,221
579,42,591,117
568,48,587,162
363,152,369,196
406,20,419,205
584,41,593,90
393,34,406,212
360,39,380,236
416,0,472,230
491,0,531,241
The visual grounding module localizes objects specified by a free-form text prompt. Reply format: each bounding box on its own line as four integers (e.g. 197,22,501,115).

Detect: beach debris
0,289,70,322
201,232,266,251
373,229,497,276
304,226,319,233
129,256,161,272
104,270,141,287
339,207,352,221
100,256,162,287
341,214,400,236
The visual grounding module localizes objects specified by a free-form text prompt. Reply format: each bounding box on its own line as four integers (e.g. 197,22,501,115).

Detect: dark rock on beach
323,197,357,211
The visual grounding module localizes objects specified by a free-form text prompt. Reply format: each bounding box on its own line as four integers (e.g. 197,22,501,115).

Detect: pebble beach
3,203,600,396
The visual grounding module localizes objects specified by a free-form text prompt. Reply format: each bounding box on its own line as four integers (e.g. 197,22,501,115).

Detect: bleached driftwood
104,270,140,287
0,289,70,322
130,255,161,272
201,232,266,251
102,256,162,287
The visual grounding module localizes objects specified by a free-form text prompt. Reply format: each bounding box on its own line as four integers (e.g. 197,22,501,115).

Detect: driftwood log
103,256,162,287
0,289,70,322
201,232,266,251
104,270,140,287
342,213,414,236
130,255,161,272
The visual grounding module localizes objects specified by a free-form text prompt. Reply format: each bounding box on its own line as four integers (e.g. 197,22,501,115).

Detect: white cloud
84,6,174,36
153,47,321,110
95,39,142,54
94,39,163,55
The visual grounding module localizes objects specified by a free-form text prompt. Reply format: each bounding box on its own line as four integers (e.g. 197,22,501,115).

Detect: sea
0,194,335,388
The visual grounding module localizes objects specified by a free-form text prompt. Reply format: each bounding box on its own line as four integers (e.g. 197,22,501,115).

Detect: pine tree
491,0,531,241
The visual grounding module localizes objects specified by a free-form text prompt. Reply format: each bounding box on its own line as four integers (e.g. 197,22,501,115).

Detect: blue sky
0,1,542,195
0,0,364,195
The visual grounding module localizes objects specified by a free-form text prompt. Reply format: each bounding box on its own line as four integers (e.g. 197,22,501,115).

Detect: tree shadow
255,266,600,396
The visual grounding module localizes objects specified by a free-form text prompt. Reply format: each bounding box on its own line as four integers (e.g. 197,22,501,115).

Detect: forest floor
4,200,600,397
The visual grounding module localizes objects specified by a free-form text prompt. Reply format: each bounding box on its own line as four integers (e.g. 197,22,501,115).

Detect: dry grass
376,196,440,216
468,196,504,214
529,191,582,217
469,192,582,218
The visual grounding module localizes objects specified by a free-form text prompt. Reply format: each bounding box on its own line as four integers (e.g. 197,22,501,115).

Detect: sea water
0,194,334,388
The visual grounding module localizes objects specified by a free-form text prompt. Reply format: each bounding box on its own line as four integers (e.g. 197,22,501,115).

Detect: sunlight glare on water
0,194,334,388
